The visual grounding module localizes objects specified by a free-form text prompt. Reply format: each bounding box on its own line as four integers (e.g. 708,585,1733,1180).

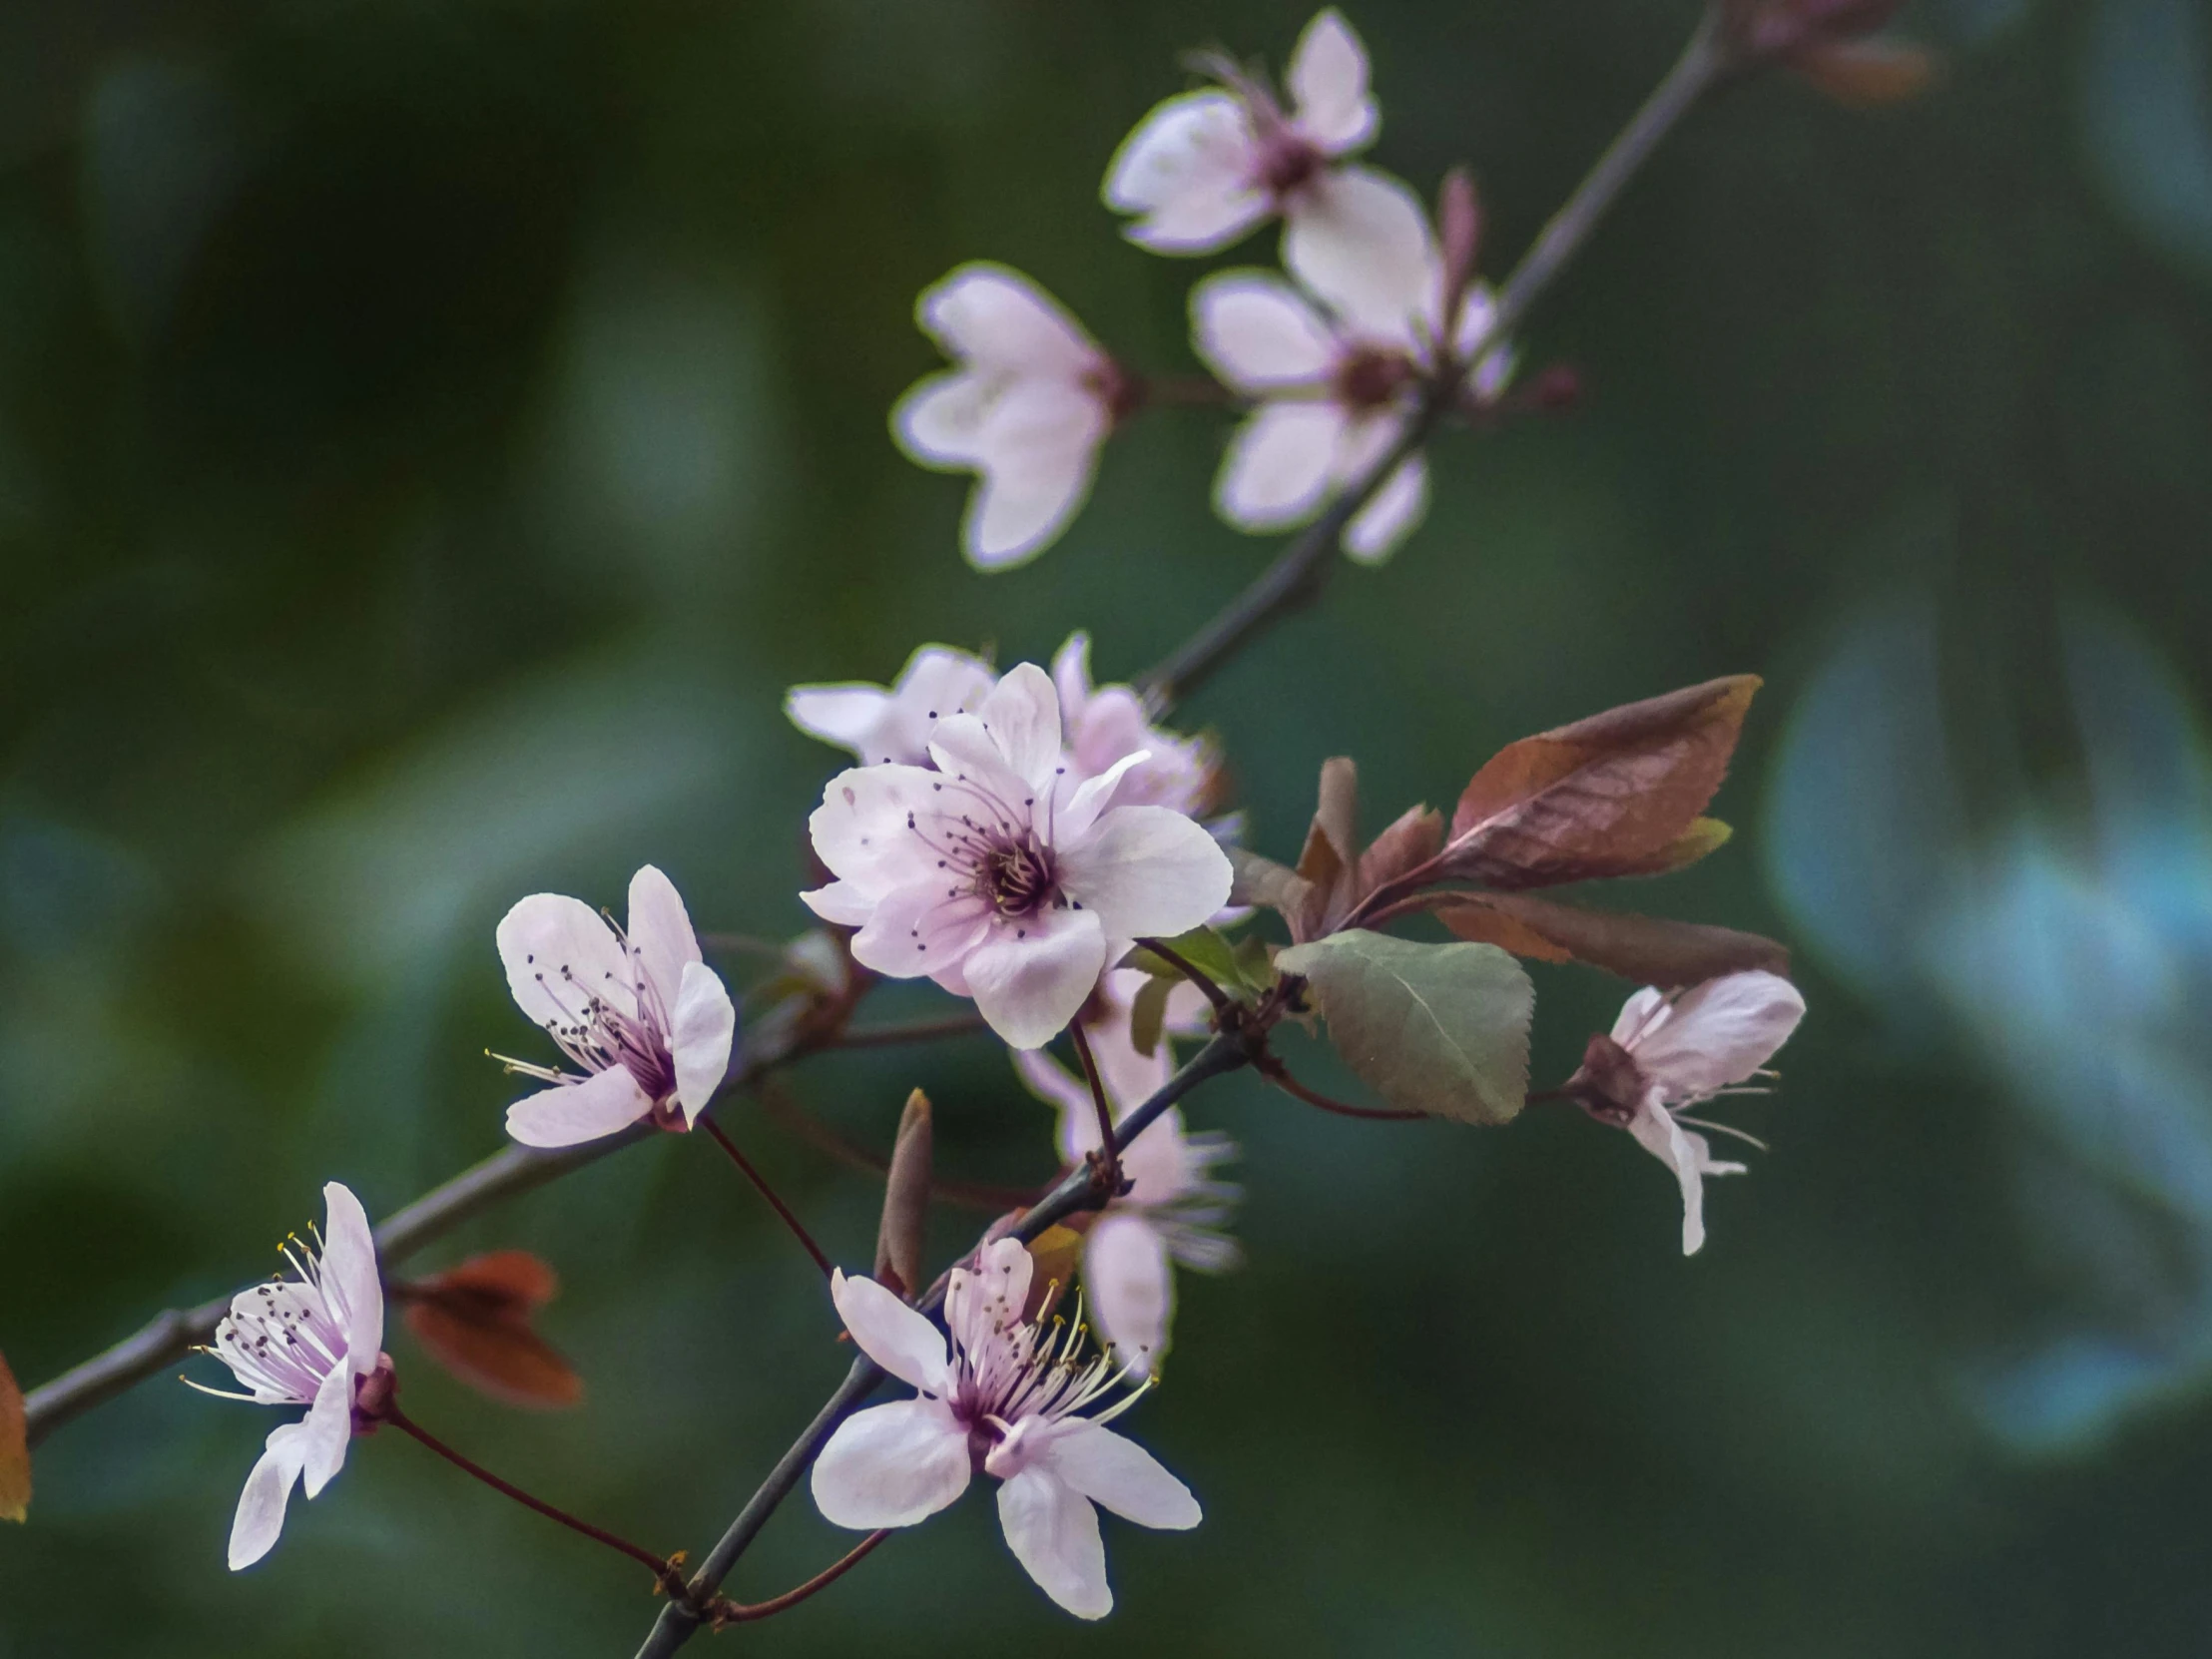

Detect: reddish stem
700,1116,836,1278
1067,1023,1126,1195
1259,1058,1424,1121
752,1077,1046,1211
824,1012,991,1050
710,1529,891,1625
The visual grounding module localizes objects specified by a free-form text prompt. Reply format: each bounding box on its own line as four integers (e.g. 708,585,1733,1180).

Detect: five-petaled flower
194,1182,389,1570
812,1237,1201,1619
786,643,998,768
1191,199,1512,562
495,865,738,1149
892,265,1125,570
1050,632,1215,817
802,663,1233,1048
1566,970,1808,1255
1015,970,1240,1373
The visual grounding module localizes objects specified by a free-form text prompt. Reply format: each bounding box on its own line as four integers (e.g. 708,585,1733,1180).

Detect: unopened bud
873,1089,933,1299
1436,167,1481,328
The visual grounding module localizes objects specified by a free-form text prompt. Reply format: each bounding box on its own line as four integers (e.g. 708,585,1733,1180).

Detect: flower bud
873,1089,933,1299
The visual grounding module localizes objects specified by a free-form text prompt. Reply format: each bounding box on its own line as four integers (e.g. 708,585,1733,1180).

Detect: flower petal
807,765,940,890
297,1363,354,1498
786,685,892,754
1190,272,1337,391
794,645,1000,770
1082,1213,1174,1376
1342,451,1428,564
813,1397,972,1529
848,882,991,983
892,370,995,468
963,905,1108,1050
996,1465,1111,1619
1216,401,1347,529
1288,8,1378,154
1283,165,1436,341
1058,807,1234,941
626,864,703,1016
671,960,737,1122
964,382,1109,569
1628,1099,1747,1257
973,662,1064,789
799,878,876,928
1042,1420,1200,1530
496,893,634,1032
317,1182,383,1364
1104,91,1251,212
917,263,1098,376
229,1422,311,1571
1629,970,1806,1102
505,1065,653,1149
1129,183,1273,256
830,1269,952,1394
1610,985,1670,1048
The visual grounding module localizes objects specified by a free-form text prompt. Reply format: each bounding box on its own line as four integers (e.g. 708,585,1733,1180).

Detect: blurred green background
8,0,2212,1652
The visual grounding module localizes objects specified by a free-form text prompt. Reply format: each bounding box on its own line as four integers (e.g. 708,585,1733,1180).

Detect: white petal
807,765,941,890
317,1182,383,1363
1103,91,1252,210
830,1268,953,1392
1190,272,1337,391
1052,631,1095,720
1058,751,1150,841
1082,1213,1174,1376
786,685,892,755
1342,452,1428,564
1283,166,1437,341
496,893,635,1031
1610,985,1670,1048
973,663,1064,789
813,1397,972,1528
229,1423,311,1571
963,906,1108,1050
1631,971,1806,1103
505,1065,653,1148
1042,1420,1200,1529
849,882,991,983
799,878,876,928
1130,184,1273,256
917,264,1098,376
1287,9,1378,153
1216,401,1347,529
1058,806,1234,941
964,383,1109,569
626,864,703,1015
947,1237,1038,1357
297,1363,354,1498
671,960,737,1122
892,370,994,468
1628,1099,1746,1257
996,1466,1111,1619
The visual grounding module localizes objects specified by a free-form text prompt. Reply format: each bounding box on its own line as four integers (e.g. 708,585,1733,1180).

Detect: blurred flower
803,666,1232,1048
1050,633,1214,815
1016,970,1240,1373
1103,7,1391,281
1567,971,1807,1255
786,645,998,768
891,265,1121,570
812,1238,1201,1619
494,865,737,1148
1191,221,1511,563
192,1182,389,1570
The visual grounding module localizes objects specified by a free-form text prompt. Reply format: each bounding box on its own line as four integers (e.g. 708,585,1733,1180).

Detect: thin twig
1134,935,1235,1016
1067,1022,1121,1176
821,1012,991,1050
753,1075,1048,1211
701,1116,835,1278
1258,1059,1424,1122
709,1529,891,1625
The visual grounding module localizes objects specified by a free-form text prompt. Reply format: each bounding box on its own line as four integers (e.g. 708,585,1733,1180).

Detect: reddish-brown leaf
1603,817,1735,878
1441,676,1760,889
1437,892,1791,986
0,1349,28,1522
1357,805,1445,901
874,1090,933,1299
1791,38,1938,105
399,1251,579,1410
1294,758,1362,936
1227,846,1315,922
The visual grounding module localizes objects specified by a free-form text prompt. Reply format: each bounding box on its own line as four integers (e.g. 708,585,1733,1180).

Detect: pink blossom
802,664,1232,1048
1015,971,1239,1373
785,644,997,768
891,265,1120,570
1190,201,1513,563
1050,632,1214,816
494,865,737,1148
812,1238,1200,1619
1572,971,1808,1255
191,1182,388,1569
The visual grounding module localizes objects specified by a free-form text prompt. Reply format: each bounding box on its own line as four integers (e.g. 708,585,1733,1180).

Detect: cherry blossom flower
1050,632,1213,816
1568,970,1808,1255
812,1237,1201,1619
1015,971,1239,1373
191,1182,389,1570
891,264,1124,570
1104,8,1417,314
802,664,1233,1049
494,865,737,1149
786,644,997,768
1190,199,1513,563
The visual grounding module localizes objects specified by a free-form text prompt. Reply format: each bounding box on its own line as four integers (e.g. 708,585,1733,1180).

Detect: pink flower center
1334,344,1417,413
906,772,1068,926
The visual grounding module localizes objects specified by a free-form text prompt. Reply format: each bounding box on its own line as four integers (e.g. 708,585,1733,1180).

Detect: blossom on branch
494,865,737,1149
1051,632,1215,816
1568,970,1808,1255
190,1182,388,1570
892,265,1123,570
1016,970,1240,1373
785,644,997,768
813,1238,1201,1619
1191,196,1513,563
803,664,1232,1048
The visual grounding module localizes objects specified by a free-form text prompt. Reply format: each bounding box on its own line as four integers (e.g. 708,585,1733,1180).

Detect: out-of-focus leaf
1357,804,1445,899
0,1350,28,1522
874,1090,932,1298
1227,846,1314,919
1441,676,1759,889
1129,974,1173,1058
1277,930,1532,1125
1121,925,1264,999
1793,39,1939,106
400,1252,581,1410
1437,892,1791,985
1295,758,1362,935
1024,1225,1087,1321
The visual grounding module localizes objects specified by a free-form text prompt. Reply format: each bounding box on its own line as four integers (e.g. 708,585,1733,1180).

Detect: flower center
1335,345,1416,413
982,840,1055,915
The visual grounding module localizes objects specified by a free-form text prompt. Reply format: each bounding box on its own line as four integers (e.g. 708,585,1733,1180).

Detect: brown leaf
874,1089,933,1299
1357,804,1444,899
1791,39,1939,106
1604,816,1735,878
1296,758,1362,935
400,1251,580,1410
1227,846,1314,920
0,1350,28,1522
1437,892,1790,986
1441,676,1760,890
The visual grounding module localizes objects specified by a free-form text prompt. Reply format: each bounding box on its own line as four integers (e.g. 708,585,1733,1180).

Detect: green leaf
1129,974,1173,1057
1276,930,1533,1126
1121,925,1262,1000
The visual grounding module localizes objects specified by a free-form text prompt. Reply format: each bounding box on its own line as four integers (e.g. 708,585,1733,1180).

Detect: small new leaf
0,1349,28,1522
1122,925,1263,1000
1227,846,1315,922
400,1252,582,1410
1437,892,1790,986
1277,930,1533,1126
874,1089,933,1298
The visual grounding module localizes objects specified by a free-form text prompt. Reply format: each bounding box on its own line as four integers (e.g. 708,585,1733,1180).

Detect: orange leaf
402,1303,583,1410
418,1249,558,1313
0,1349,29,1522
1792,39,1939,107
1437,892,1790,986
1442,677,1760,890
